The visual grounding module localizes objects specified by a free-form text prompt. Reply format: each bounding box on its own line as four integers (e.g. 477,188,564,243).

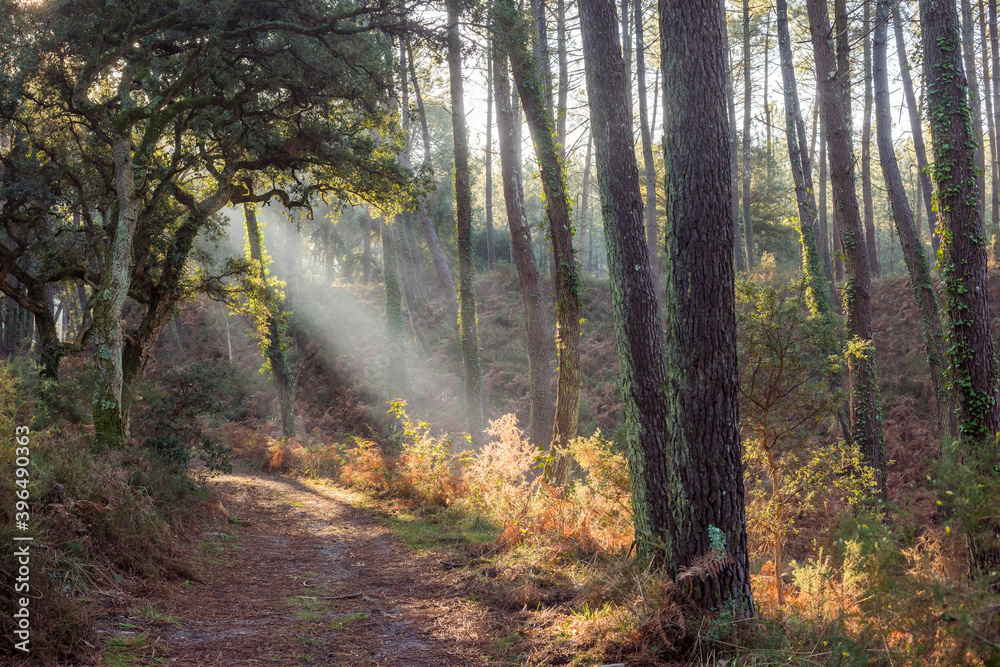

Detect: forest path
109,466,499,666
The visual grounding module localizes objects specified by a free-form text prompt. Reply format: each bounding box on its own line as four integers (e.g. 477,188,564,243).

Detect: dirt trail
113,467,501,666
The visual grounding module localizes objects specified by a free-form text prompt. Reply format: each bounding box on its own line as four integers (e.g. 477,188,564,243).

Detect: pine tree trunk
922,0,999,440
244,204,295,438
723,0,747,273
776,0,832,321
580,0,673,576
447,0,486,443
497,0,583,483
635,0,659,284
660,0,754,614
741,0,755,269
493,43,556,450
807,0,887,501
874,0,952,437
486,44,497,271
818,112,835,294
581,134,594,276
922,0,1000,584
862,0,880,277
763,12,772,189
894,7,940,256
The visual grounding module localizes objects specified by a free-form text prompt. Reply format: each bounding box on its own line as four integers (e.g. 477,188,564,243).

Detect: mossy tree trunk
448,0,486,443
806,0,887,502
92,129,140,448
579,0,673,572
776,0,852,441
776,0,831,322
660,0,755,614
244,204,295,439
921,0,1000,582
496,0,582,484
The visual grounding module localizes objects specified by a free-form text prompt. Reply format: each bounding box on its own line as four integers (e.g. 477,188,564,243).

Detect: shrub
134,361,233,472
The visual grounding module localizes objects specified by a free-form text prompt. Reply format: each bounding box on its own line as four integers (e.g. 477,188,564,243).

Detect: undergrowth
238,401,1000,665
0,362,211,663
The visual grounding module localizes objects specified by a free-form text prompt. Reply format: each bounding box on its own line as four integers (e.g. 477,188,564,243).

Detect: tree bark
660,0,754,614
874,0,952,437
447,0,486,443
894,6,940,256
741,0,755,270
862,0,880,277
922,0,1000,583
497,0,583,483
493,43,556,450
807,0,887,502
921,0,999,441
92,129,140,447
635,0,659,284
580,0,673,578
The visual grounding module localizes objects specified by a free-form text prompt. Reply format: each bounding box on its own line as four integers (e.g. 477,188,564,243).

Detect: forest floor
95,464,509,666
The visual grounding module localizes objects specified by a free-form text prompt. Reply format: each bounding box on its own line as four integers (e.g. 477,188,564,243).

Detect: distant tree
492,39,555,450
447,0,486,443
872,0,951,437
806,0,887,502
894,6,939,256
495,0,582,482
